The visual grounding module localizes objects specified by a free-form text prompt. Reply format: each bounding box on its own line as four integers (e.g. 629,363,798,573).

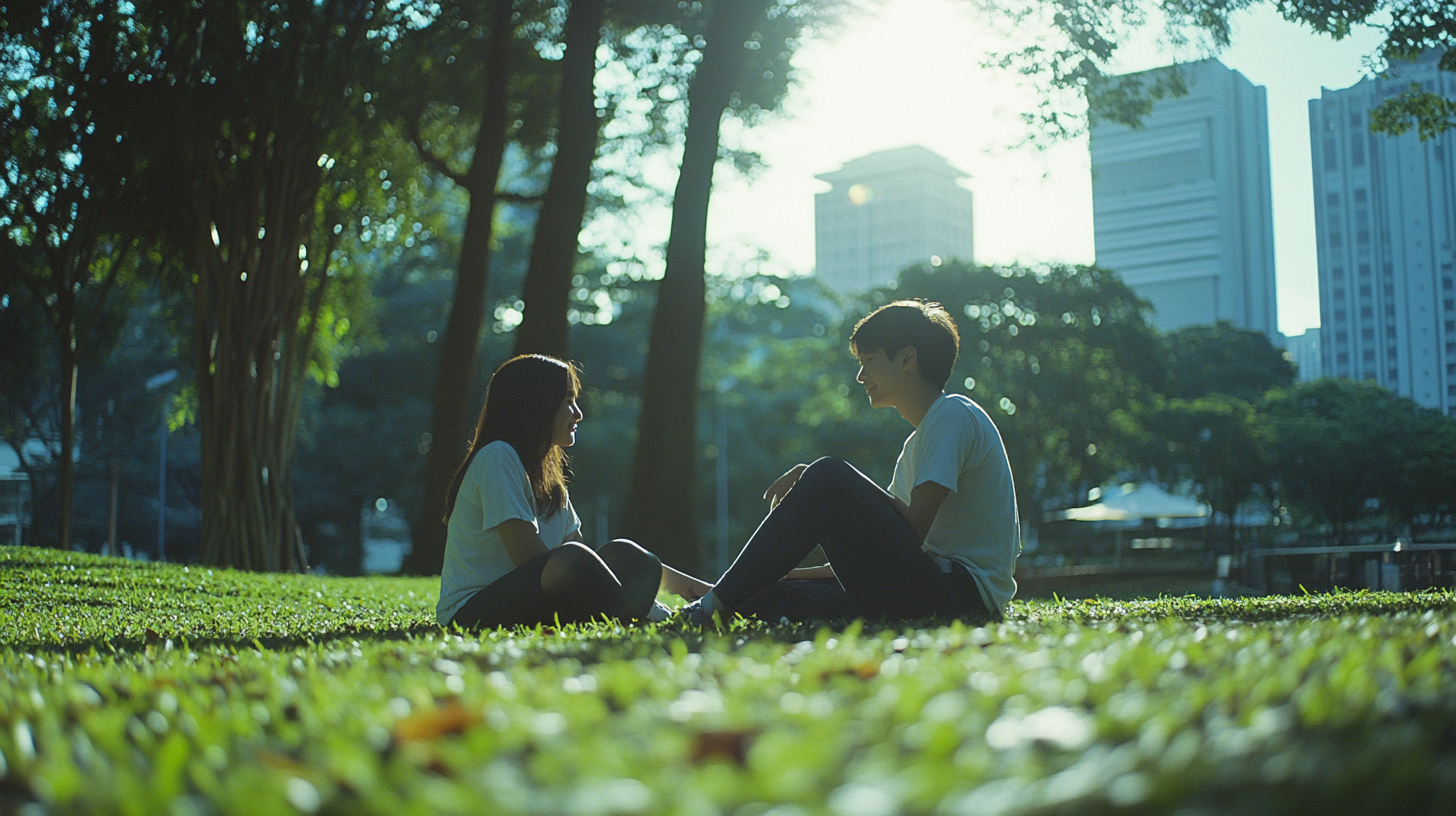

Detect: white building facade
1091,60,1279,337
1311,51,1456,414
814,145,974,295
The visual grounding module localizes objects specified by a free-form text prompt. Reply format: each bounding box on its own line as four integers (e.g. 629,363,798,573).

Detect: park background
3,0,1456,590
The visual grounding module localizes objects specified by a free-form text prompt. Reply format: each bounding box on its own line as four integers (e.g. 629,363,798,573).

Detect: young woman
436,354,711,630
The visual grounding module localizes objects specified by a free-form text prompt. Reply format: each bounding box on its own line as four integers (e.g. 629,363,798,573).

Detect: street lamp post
145,370,177,561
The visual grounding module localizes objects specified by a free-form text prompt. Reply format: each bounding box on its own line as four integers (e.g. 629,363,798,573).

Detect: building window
1444,279,1454,291
1325,141,1338,170
1352,139,1365,166
1361,307,1374,319
1360,286,1372,299
1334,289,1346,301
1359,264,1372,277
1387,327,1397,339
1330,232,1343,248
1335,310,1348,322
1362,328,1375,340
1389,368,1399,380
1337,353,1350,365
1336,331,1349,342
1389,347,1399,359
1448,342,1456,354
1448,321,1456,333
1363,350,1376,363
1326,193,1339,207
1448,363,1456,376
1446,300,1455,311
1354,189,1367,204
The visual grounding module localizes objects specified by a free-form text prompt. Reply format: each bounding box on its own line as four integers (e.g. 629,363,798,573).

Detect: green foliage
1262,379,1454,539
1369,83,1456,141
1162,321,1295,402
3,547,1456,814
1144,394,1271,532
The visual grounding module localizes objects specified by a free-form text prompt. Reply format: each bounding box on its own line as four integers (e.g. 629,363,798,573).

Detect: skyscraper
1091,59,1279,337
814,145,974,295
1284,329,1322,383
1311,51,1456,414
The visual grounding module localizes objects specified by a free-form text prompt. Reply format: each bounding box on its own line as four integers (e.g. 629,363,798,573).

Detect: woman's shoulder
469,440,528,477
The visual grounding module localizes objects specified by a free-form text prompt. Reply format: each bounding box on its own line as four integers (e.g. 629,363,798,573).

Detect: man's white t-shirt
888,393,1020,614
436,440,581,625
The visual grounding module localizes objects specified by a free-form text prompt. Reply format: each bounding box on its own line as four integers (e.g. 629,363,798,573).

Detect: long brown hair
443,354,581,523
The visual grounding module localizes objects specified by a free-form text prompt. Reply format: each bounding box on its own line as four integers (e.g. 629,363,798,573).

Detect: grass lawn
2,545,1455,815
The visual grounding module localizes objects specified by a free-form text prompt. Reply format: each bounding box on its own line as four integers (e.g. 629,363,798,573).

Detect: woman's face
552,391,583,448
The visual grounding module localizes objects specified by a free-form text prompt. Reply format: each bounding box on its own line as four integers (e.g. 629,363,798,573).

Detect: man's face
855,347,916,409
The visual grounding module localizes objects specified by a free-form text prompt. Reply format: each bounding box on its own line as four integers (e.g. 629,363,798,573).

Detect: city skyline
697,0,1386,337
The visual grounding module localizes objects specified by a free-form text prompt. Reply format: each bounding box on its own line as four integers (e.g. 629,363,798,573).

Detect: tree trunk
512,0,607,359
192,155,323,572
55,270,76,553
404,0,516,575
622,0,769,574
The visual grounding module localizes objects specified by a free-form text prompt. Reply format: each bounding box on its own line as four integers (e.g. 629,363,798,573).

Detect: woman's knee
541,542,612,594
598,538,662,575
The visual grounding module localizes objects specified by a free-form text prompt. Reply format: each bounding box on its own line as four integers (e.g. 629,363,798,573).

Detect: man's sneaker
679,591,728,628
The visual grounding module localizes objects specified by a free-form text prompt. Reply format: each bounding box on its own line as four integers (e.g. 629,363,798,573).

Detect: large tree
511,0,609,359
620,0,776,572
1162,322,1296,403
400,0,533,576
121,0,402,570
0,1,143,551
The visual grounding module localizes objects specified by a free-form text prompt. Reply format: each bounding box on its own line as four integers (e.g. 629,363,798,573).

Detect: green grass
2,546,1455,815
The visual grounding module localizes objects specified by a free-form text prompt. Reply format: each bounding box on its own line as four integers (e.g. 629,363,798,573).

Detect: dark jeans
450,540,661,630
715,457,998,624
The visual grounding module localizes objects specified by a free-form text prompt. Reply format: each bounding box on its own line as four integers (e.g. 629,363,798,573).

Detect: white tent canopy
1050,483,1210,522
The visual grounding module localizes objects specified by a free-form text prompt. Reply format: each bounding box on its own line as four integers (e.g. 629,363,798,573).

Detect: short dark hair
849,300,960,389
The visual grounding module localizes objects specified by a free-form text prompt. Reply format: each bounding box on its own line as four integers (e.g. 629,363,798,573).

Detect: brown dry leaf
392,700,479,742
689,729,757,766
256,749,309,774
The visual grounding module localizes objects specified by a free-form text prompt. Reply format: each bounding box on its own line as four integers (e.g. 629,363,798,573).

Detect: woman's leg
452,543,625,629
713,457,976,621
595,539,663,620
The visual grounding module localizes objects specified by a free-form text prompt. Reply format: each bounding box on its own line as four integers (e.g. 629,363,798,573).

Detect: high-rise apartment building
814,145,974,295
1311,51,1456,414
1091,59,1279,337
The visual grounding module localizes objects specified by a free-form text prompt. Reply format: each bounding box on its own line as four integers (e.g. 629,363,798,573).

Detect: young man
684,299,1020,624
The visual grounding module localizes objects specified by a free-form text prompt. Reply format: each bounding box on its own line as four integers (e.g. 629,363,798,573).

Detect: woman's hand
763,463,809,509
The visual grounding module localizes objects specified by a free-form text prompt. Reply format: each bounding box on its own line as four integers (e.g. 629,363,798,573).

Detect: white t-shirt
436,440,580,625
888,393,1020,614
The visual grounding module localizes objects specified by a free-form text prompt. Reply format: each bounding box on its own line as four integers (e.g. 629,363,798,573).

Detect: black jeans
715,457,998,624
450,540,661,630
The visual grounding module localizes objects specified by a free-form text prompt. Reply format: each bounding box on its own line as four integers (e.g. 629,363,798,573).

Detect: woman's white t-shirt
888,394,1020,614
436,440,580,626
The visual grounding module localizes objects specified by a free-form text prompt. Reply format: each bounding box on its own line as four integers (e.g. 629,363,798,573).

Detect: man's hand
763,463,810,509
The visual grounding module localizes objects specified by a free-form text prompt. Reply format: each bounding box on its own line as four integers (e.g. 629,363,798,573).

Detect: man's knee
799,457,854,490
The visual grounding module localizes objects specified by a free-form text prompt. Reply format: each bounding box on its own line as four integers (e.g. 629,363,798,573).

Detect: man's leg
712,457,965,619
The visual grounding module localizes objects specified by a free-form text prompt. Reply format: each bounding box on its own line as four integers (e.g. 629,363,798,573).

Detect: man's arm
889,481,951,544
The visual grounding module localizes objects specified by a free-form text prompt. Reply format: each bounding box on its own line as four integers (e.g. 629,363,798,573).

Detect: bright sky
701,0,1387,337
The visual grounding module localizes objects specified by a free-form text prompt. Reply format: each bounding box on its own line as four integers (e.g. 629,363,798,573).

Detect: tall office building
814,145,974,295
1311,51,1456,414
1091,59,1279,337
1284,329,1322,383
